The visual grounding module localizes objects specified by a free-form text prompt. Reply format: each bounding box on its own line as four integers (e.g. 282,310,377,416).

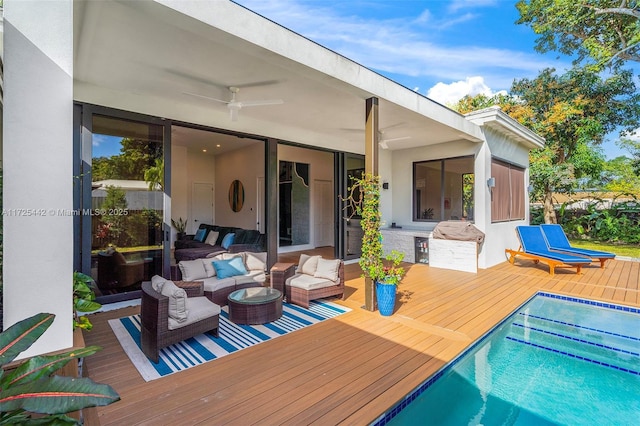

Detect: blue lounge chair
540,224,615,268
505,226,591,276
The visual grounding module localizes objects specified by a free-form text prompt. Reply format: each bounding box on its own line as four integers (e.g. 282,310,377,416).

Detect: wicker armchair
285,259,345,308
140,281,220,363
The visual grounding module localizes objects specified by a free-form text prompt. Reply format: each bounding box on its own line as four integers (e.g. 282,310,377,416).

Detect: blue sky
234,0,639,159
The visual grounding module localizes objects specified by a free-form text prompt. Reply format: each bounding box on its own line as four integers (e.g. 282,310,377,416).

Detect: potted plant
348,173,405,314
171,217,188,240
374,250,405,315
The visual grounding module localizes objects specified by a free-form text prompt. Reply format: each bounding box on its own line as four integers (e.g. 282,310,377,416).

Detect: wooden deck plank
82,252,640,425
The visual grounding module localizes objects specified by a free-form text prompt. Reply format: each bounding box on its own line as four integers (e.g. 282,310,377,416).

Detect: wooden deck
82,253,639,425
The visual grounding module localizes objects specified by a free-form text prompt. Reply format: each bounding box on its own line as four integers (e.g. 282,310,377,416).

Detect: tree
516,0,640,70
92,137,163,182
452,67,640,223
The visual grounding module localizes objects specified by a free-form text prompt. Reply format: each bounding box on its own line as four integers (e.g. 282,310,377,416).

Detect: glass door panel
91,115,164,296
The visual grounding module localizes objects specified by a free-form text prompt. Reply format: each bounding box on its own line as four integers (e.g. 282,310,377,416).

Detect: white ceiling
73,0,483,154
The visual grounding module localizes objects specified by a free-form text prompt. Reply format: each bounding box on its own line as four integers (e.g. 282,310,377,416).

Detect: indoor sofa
174,224,265,262
172,251,267,305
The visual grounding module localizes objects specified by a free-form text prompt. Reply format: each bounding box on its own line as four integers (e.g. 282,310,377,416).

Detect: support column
3,0,74,356
363,97,379,311
364,97,379,175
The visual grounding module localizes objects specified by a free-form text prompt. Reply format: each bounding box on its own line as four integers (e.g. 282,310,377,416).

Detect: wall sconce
528,184,534,193
382,182,389,190
487,177,495,189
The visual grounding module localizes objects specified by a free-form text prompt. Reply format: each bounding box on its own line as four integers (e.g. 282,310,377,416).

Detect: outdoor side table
270,262,296,295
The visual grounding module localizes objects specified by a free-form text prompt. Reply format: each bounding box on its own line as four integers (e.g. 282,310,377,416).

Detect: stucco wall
3,0,74,357
477,127,532,268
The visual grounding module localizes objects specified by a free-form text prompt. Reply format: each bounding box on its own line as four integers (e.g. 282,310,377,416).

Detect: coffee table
227,287,283,325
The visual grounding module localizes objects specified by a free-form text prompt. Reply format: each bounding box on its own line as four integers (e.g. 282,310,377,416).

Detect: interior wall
214,142,265,230
279,145,334,249
170,145,189,243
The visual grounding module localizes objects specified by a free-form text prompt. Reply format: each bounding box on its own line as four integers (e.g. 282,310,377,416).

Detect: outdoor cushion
212,257,247,279
245,252,267,272
179,259,208,281
299,254,320,275
221,233,236,249
193,228,207,242
286,273,337,291
167,296,220,330
314,258,340,282
161,280,188,323
201,276,237,293
234,271,267,286
204,231,220,246
151,275,166,292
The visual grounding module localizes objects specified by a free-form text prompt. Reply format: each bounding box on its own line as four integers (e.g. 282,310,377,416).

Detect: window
413,156,474,221
491,159,525,222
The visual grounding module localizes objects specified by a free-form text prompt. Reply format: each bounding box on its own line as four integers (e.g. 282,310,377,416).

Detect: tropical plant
73,272,101,331
171,217,188,234
0,313,120,424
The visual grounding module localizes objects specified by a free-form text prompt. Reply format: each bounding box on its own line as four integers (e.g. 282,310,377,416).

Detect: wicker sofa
140,277,220,363
285,254,344,308
172,251,267,305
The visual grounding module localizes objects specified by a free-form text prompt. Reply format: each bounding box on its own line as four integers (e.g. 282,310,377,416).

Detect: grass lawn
568,239,640,259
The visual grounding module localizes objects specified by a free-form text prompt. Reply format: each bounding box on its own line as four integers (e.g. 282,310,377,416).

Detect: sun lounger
540,224,615,268
505,226,591,276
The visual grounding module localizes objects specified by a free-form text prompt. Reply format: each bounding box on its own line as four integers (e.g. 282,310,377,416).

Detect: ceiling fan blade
238,99,284,107
382,136,411,143
183,92,229,104
229,106,239,122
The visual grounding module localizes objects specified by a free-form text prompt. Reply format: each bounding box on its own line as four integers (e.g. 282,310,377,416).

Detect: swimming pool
373,293,640,425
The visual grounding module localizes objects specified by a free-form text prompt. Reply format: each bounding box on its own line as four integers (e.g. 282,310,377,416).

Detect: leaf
1,346,101,388
0,314,54,366
74,299,101,313
0,376,120,414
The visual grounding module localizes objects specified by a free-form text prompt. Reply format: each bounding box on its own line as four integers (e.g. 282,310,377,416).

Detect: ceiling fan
343,123,411,149
184,86,283,122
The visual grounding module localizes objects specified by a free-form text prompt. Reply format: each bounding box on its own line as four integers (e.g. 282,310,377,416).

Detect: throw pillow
178,259,208,281
221,232,235,249
204,230,219,246
201,258,217,278
151,275,166,292
193,228,207,242
212,257,248,279
299,254,320,275
314,258,340,282
245,252,267,272
160,280,188,322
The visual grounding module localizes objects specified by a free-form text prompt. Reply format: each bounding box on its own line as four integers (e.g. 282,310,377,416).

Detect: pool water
375,293,640,425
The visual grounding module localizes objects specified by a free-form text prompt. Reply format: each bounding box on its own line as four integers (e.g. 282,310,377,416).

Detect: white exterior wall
3,0,74,356
477,127,532,268
388,140,482,228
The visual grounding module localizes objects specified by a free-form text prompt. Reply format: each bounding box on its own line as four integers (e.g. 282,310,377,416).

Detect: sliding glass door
77,106,170,301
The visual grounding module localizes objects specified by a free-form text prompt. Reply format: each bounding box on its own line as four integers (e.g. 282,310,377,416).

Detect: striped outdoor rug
108,300,350,381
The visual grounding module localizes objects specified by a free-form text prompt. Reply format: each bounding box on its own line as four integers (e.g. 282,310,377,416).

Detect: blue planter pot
376,281,397,316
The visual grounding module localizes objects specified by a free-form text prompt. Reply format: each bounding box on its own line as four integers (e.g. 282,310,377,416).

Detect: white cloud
236,0,562,90
426,76,506,105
